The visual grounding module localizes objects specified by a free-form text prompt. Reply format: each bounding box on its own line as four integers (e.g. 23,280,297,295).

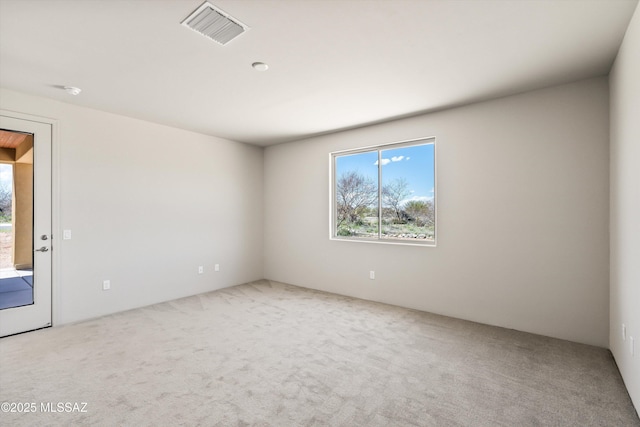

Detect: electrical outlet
215,264,220,272
369,271,375,280
102,280,110,291
198,266,204,274
622,324,627,341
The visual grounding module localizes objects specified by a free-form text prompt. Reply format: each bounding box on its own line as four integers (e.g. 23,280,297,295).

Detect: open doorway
0,130,34,310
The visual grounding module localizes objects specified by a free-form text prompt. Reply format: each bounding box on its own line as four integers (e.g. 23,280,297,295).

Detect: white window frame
330,136,436,247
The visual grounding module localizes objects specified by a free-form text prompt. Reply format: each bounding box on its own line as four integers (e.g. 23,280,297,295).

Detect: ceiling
0,130,28,149
0,0,637,146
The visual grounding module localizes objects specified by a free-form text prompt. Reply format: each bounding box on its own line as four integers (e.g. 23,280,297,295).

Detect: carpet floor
0,280,638,426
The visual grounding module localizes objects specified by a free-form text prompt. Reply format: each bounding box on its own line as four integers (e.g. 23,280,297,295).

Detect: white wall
0,88,264,325
265,78,610,347
610,3,640,410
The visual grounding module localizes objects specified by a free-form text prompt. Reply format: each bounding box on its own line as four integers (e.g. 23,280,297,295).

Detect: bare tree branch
336,171,377,228
382,178,410,223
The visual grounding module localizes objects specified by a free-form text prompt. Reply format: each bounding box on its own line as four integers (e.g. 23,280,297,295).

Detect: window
331,137,436,245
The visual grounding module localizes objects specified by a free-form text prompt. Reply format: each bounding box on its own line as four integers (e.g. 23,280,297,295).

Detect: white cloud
374,156,407,165
373,158,391,166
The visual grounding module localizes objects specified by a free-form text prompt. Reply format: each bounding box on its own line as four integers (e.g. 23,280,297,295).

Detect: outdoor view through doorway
0,131,34,310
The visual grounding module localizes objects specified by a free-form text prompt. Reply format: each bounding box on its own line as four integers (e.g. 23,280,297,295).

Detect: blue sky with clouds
335,143,435,203
0,164,12,188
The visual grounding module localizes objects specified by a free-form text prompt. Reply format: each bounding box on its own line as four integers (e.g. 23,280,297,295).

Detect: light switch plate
63,229,72,240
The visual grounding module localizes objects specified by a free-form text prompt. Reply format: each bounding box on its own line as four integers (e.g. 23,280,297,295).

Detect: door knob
41,235,48,240
34,247,49,252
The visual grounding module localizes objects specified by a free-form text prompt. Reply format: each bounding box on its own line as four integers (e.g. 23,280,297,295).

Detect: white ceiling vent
181,2,249,46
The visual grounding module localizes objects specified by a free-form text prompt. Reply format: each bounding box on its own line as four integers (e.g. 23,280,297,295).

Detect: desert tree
405,199,435,227
382,178,410,223
0,181,11,220
336,171,377,227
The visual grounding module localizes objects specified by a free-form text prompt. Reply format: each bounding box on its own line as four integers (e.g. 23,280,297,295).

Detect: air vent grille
182,2,248,46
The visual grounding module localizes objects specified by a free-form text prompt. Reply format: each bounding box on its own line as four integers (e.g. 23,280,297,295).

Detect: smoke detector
181,2,249,46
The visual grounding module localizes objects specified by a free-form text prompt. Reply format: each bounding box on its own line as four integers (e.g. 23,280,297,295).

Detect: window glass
332,138,435,245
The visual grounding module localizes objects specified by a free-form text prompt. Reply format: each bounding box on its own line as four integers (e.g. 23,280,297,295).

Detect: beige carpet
1,280,638,426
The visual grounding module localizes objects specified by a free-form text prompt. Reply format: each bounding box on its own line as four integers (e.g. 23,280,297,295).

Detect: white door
0,115,52,337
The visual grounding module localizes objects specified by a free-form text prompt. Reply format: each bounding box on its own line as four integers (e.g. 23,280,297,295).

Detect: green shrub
337,227,353,237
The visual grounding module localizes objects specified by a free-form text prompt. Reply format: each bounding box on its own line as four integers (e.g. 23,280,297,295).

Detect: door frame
0,109,60,330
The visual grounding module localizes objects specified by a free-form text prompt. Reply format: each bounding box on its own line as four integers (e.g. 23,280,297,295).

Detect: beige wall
13,134,34,268
0,148,14,162
13,162,33,268
0,88,264,325
264,77,610,347
610,2,640,410
15,134,33,163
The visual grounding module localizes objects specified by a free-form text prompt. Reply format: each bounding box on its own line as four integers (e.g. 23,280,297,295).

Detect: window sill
330,236,436,247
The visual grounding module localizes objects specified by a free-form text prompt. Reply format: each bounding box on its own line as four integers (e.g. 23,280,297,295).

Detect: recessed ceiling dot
64,86,82,95
252,62,269,71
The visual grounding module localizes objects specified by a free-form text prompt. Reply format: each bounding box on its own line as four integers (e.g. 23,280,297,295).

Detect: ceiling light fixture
252,62,269,71
64,86,82,96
